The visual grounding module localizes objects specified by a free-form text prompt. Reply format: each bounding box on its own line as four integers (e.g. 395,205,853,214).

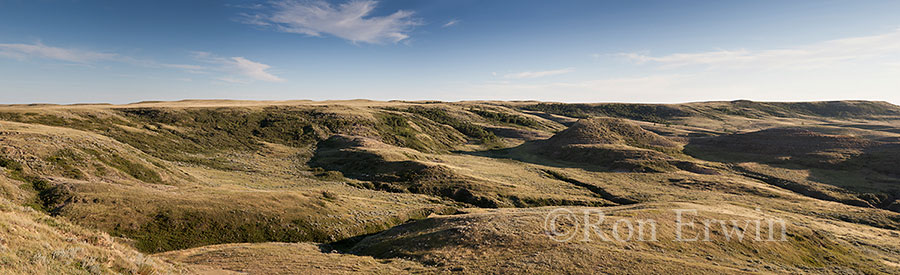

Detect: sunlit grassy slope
1,99,899,273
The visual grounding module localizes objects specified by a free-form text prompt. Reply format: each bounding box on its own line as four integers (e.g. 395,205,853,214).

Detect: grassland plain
0,99,899,273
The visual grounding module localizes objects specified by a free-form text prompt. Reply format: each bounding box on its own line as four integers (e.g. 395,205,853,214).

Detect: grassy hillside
1,99,900,273
0,174,194,274
350,203,897,274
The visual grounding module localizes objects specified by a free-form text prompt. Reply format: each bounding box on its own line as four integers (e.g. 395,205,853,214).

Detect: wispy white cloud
226,3,265,10
465,74,693,102
161,63,207,71
191,52,284,83
479,74,687,95
230,57,283,82
443,19,459,28
241,0,421,44
0,42,119,63
503,68,575,79
216,77,251,84
468,30,900,103
619,28,900,70
0,41,283,83
471,66,899,103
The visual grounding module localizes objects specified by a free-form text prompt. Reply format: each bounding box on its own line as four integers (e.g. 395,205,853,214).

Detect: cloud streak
443,19,459,28
619,28,900,70
475,29,900,103
191,52,284,83
242,0,421,44
0,42,284,83
230,57,283,82
503,68,575,79
0,42,119,63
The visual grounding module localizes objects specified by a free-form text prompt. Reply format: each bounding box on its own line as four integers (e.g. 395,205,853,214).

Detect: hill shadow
684,127,900,214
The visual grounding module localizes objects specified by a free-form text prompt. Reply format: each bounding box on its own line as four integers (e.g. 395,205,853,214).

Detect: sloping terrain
157,242,433,274
688,127,900,213
524,117,686,172
309,134,619,208
0,174,200,274
1,99,900,273
350,203,899,274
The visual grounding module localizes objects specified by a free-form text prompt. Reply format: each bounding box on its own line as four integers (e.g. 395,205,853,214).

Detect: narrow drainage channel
542,169,638,205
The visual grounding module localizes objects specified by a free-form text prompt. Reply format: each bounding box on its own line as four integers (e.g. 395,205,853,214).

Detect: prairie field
2,99,900,274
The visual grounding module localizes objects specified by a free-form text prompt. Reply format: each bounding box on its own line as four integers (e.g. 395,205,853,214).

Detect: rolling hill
1,99,900,274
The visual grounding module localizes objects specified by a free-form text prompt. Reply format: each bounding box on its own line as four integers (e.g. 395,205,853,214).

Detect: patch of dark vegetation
29,177,73,215
0,112,24,121
373,113,437,152
1,107,375,170
468,108,540,128
0,155,26,181
728,100,900,119
402,106,499,145
118,107,327,149
45,149,86,180
118,204,453,253
83,149,162,183
521,103,590,118
118,108,179,123
523,103,692,123
0,156,72,214
122,208,332,253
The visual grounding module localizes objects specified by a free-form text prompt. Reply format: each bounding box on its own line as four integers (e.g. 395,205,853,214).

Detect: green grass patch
523,103,691,123
468,108,541,128
44,149,86,180
373,113,438,151
0,155,26,181
120,208,332,253
83,149,162,183
403,106,498,144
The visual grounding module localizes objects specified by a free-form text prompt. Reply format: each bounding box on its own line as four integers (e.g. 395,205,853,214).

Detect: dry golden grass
350,203,900,274
2,99,900,274
0,188,186,274
157,242,434,274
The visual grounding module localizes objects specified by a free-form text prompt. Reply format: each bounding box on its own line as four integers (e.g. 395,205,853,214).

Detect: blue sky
1,0,899,104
